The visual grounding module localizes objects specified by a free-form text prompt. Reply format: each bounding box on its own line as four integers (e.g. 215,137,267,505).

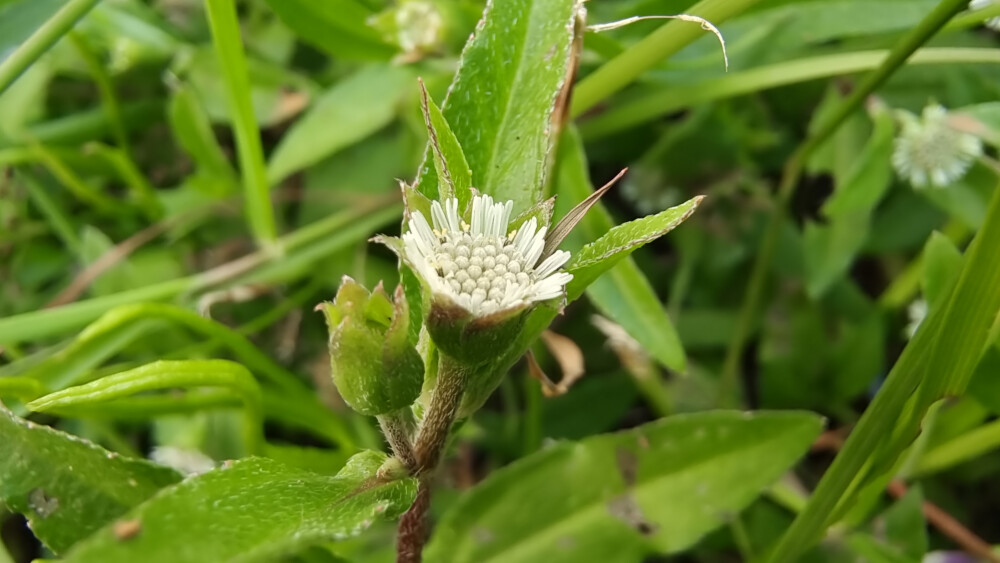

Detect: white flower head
401,194,572,317
892,104,983,189
970,0,1000,31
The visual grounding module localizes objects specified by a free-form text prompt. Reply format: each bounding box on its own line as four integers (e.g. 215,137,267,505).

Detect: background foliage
1,0,999,561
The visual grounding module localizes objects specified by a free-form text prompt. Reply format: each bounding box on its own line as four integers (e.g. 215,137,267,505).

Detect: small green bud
318,277,424,416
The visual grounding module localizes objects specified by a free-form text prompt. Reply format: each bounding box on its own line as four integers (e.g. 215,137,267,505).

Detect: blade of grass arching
204,0,276,248
0,198,399,345
719,0,973,407
28,360,265,454
580,48,1000,140
763,182,1000,562
570,0,763,118
0,0,100,96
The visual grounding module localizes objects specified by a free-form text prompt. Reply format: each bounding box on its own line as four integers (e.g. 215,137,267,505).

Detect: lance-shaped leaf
564,197,703,301
0,404,181,554
413,0,581,212
418,78,473,210
426,410,823,562
63,452,417,563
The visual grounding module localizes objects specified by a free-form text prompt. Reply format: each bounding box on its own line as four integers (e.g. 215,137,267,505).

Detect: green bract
318,277,423,416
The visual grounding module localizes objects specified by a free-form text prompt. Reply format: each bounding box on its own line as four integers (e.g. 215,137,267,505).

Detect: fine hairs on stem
395,354,471,562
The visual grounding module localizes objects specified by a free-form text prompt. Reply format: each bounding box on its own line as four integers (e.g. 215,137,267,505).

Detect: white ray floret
402,195,573,316
892,104,983,189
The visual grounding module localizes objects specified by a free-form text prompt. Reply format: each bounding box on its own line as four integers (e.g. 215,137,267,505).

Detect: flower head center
431,229,534,310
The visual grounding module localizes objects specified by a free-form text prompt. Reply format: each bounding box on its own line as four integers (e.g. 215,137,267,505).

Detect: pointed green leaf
0,404,181,554
419,79,472,209
426,411,823,562
548,128,691,373
64,452,416,563
267,65,413,184
565,197,703,300
414,0,580,212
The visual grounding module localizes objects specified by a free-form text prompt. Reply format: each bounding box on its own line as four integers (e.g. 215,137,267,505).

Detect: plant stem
396,479,431,563
0,0,100,96
580,48,1000,140
413,354,467,473
378,408,418,471
570,0,763,117
718,0,972,408
395,353,470,562
204,0,276,248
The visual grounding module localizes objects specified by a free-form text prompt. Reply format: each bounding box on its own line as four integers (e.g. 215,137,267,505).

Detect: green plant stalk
764,181,1000,561
18,169,83,258
915,418,1000,476
377,408,418,470
570,0,764,117
580,48,1000,140
87,143,163,219
28,360,265,454
946,2,1000,29
0,0,101,96
719,0,972,407
204,0,276,247
69,33,130,156
0,199,400,345
31,142,127,214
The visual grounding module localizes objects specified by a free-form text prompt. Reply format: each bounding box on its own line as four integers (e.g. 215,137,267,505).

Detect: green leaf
167,83,237,195
426,410,822,563
880,485,927,560
805,108,895,298
418,79,472,209
0,403,181,554
544,128,692,373
262,0,395,61
63,452,417,563
414,0,579,212
267,65,413,184
566,198,702,300
921,231,963,308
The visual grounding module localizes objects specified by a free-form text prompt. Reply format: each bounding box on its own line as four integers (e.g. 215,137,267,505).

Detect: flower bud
318,277,423,416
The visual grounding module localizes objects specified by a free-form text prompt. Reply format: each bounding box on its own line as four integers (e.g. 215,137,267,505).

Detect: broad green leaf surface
414,0,579,212
0,404,181,553
552,129,691,372
267,65,413,184
426,410,822,563
262,0,395,61
63,452,416,563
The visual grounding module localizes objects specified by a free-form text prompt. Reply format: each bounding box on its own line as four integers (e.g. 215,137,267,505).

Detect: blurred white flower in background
970,0,1000,31
905,299,928,340
891,104,983,189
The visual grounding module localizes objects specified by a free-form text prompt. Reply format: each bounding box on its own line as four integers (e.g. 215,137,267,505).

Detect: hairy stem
413,354,468,474
396,479,432,563
378,408,418,471
395,353,470,562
